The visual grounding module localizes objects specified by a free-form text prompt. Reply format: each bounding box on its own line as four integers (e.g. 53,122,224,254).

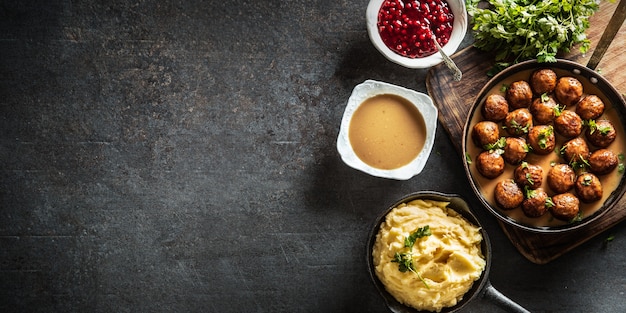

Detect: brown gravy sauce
466,69,626,227
349,94,426,170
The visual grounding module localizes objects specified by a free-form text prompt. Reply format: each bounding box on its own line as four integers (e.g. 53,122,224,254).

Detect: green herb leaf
392,252,414,273
484,137,507,153
570,211,584,223
505,119,530,135
553,105,564,117
606,234,615,242
392,226,433,289
537,126,553,149
405,225,432,249
465,153,473,165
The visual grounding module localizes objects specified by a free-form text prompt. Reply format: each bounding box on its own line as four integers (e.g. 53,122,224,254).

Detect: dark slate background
1,1,625,312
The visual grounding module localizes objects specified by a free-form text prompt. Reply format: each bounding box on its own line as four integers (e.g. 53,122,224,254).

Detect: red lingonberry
377,0,454,58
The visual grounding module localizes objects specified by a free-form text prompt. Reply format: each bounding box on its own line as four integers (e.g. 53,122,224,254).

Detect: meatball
585,119,617,148
529,95,558,125
554,110,583,138
482,94,509,122
589,149,619,175
530,68,557,94
555,76,583,106
494,179,524,210
547,164,576,194
575,173,603,203
472,121,500,148
522,188,549,218
504,108,533,136
527,125,555,155
476,150,505,179
550,193,580,221
576,95,605,121
561,137,590,165
506,80,533,109
514,162,543,189
503,137,528,165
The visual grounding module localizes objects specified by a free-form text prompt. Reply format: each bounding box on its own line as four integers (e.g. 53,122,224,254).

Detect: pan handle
586,0,626,70
483,281,531,313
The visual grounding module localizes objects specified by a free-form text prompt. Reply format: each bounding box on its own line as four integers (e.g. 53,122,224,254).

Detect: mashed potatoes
372,199,486,312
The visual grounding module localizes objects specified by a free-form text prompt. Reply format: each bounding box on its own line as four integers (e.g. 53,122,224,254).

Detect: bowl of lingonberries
366,0,468,69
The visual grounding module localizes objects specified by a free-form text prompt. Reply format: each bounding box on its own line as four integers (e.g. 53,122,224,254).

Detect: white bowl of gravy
337,80,438,180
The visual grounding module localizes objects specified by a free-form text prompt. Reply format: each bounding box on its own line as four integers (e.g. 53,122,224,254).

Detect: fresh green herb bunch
466,0,601,64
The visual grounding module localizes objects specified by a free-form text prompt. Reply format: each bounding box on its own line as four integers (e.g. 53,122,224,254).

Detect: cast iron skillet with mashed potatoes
367,191,529,313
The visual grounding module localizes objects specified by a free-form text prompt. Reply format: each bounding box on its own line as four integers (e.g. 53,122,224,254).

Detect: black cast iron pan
462,59,626,233
367,191,530,313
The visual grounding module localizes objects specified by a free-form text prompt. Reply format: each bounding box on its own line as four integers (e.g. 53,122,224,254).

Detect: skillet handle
483,281,531,313
586,0,626,70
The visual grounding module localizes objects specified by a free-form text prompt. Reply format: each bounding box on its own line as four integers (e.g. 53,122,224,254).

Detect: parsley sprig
536,125,554,149
584,119,612,135
484,137,506,154
466,0,600,67
391,226,432,288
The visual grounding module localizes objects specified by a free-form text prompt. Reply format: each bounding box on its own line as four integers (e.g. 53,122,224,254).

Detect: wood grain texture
426,1,626,264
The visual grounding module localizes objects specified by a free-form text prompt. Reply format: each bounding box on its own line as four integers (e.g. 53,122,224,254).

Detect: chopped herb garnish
505,119,530,135
392,226,432,289
570,211,584,223
465,153,472,165
584,119,596,133
569,154,590,170
553,105,565,117
392,252,414,273
585,119,611,135
484,137,506,154
598,125,611,135
404,226,431,249
525,173,534,185
541,93,550,102
606,234,615,242
537,126,553,149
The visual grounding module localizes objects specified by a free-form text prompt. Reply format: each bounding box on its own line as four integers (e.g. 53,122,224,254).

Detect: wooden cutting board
426,1,626,264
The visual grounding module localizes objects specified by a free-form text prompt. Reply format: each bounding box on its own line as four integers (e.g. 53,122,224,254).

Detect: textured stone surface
1,1,625,312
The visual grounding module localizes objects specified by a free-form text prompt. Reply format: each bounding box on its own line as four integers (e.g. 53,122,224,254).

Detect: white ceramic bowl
337,80,438,180
366,0,468,69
